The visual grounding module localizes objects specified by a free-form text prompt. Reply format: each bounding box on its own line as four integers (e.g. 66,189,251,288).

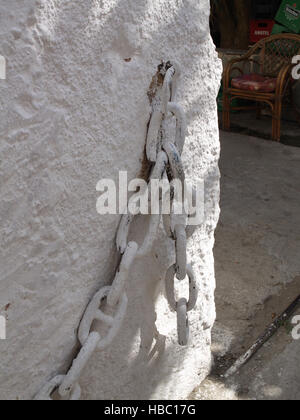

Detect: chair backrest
258,34,300,77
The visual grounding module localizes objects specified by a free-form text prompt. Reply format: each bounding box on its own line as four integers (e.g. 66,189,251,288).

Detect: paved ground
191,131,300,400
224,111,300,147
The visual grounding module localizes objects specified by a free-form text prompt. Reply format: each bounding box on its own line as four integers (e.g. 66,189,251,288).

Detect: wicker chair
223,34,300,141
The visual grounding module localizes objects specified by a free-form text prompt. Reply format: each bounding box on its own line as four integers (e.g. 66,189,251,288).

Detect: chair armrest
223,44,262,89
223,57,245,88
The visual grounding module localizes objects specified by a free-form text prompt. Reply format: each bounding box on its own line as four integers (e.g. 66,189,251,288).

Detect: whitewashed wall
0,0,222,400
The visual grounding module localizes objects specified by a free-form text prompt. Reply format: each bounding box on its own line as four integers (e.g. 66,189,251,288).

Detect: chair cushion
231,74,277,93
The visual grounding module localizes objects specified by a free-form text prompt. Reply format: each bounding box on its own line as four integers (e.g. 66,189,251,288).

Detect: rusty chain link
34,61,199,400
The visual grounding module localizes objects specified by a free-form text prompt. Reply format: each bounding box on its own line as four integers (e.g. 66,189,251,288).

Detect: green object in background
272,23,292,34
275,0,300,33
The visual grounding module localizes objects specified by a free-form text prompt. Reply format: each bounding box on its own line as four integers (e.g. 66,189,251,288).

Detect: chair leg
277,101,282,142
272,100,282,142
223,93,231,131
272,112,277,141
256,102,262,120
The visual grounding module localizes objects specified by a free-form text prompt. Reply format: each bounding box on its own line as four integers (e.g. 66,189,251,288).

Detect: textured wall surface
0,0,222,400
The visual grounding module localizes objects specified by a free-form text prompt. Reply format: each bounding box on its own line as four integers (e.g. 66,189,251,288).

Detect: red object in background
250,19,275,43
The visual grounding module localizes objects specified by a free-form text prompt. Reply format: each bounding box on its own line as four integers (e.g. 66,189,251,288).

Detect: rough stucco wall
0,0,222,400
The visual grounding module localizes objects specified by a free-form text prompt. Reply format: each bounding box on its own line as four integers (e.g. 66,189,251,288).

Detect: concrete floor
227,111,300,147
191,131,300,400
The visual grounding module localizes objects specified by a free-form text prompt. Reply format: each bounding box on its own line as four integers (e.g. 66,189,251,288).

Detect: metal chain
34,61,199,400
158,64,199,347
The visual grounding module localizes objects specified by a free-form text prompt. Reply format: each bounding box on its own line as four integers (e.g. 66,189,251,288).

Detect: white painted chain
165,264,198,346
158,62,199,346
34,61,199,400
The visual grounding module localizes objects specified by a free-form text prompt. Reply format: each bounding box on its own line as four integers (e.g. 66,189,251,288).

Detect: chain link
59,332,100,398
174,224,187,280
177,298,190,346
146,110,163,163
165,264,198,312
34,61,200,400
159,63,200,346
34,375,82,401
